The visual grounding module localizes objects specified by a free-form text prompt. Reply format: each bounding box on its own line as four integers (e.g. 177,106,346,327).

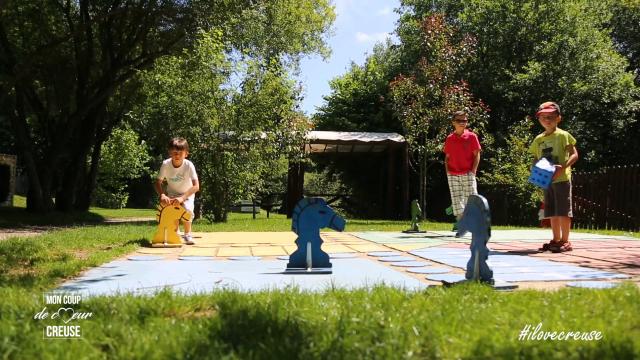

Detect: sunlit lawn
1,198,638,358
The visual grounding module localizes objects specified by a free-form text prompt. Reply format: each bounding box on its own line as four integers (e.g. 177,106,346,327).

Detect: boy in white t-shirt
155,137,200,244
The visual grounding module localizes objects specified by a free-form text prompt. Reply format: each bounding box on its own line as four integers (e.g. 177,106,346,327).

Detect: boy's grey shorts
543,181,573,217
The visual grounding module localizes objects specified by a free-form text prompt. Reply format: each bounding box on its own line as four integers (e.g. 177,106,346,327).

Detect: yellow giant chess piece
152,203,192,247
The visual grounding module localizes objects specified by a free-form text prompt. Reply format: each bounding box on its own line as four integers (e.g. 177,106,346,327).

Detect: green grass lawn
2,284,638,359
1,196,157,228
1,203,639,358
7,195,638,238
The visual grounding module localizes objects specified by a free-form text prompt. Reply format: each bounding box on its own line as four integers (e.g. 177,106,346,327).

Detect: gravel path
0,226,51,240
0,217,155,241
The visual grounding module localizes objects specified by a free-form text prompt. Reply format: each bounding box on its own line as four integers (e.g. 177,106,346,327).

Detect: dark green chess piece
403,199,426,233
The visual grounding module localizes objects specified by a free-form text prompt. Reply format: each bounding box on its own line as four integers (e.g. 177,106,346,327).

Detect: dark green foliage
401,0,640,168
1,0,334,214
314,42,404,133
311,43,407,218
316,1,640,224
94,126,152,209
390,13,491,215
483,118,540,225
609,0,640,79
1,0,201,212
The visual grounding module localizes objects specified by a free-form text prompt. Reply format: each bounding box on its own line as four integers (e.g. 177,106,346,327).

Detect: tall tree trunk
10,91,54,212
56,140,95,212
56,157,80,212
16,138,48,212
56,104,105,211
77,139,104,210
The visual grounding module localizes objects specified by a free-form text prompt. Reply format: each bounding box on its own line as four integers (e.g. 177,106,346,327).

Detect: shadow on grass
127,237,151,247
0,207,158,228
192,300,309,358
189,294,440,359
0,207,107,228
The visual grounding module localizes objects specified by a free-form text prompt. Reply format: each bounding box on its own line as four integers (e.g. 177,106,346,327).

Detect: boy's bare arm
472,150,480,174
154,178,163,195
155,178,171,205
564,145,579,168
552,145,579,179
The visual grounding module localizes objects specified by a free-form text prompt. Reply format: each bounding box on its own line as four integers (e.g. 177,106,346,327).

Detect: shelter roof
304,131,406,153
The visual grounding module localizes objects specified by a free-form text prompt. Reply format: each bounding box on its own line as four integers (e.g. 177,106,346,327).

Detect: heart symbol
56,307,75,324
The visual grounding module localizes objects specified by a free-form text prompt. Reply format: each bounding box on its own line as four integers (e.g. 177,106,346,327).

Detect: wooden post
402,143,410,219
385,145,396,218
633,166,639,231
599,168,607,229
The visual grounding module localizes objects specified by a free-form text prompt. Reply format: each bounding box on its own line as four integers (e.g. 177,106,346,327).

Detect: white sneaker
182,233,195,245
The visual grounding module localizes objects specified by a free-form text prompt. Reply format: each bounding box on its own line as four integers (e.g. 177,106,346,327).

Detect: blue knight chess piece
456,194,494,283
286,197,346,272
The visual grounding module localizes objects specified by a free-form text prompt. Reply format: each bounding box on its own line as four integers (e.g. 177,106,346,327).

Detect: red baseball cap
536,102,561,117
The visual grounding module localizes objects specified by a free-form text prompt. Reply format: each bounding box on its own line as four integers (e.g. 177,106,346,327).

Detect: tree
130,30,229,155
132,31,310,221
1,1,195,212
483,117,539,225
195,61,309,222
310,1,638,223
389,14,490,216
94,125,151,209
608,0,640,163
609,0,640,82
0,0,334,212
311,42,411,218
399,0,640,168
314,41,403,133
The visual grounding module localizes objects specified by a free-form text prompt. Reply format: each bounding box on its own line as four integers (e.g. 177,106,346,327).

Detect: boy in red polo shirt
444,111,481,234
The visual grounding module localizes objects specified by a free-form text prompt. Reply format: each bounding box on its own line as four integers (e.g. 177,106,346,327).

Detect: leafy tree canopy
314,41,403,133
0,0,334,212
400,0,640,167
609,0,640,80
131,29,310,221
313,0,639,222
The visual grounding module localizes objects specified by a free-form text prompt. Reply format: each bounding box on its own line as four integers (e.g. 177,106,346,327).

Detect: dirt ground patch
0,227,51,241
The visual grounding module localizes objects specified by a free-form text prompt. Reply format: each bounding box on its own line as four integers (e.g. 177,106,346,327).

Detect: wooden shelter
286,131,410,219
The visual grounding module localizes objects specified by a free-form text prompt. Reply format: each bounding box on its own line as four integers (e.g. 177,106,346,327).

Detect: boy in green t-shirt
529,102,579,253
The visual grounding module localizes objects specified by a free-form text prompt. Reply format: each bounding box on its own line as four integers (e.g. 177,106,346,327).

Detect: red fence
572,165,640,232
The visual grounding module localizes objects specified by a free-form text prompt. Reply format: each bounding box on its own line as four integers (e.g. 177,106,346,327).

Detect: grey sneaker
182,233,195,245
455,230,467,238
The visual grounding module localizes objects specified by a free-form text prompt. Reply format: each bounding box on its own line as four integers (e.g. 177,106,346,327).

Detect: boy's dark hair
451,110,467,121
168,137,189,152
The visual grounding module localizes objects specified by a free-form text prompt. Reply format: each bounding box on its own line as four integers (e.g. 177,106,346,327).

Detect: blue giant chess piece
286,197,346,273
456,194,494,283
